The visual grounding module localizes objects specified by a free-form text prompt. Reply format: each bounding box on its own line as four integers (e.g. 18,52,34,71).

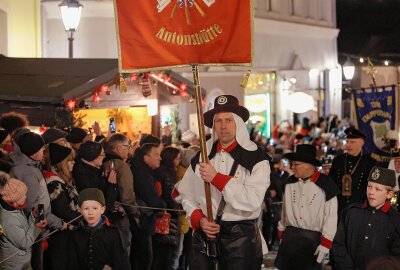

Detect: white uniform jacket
278,171,339,247
176,140,271,250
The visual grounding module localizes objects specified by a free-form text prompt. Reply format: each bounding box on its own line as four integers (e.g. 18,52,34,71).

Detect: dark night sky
337,0,400,63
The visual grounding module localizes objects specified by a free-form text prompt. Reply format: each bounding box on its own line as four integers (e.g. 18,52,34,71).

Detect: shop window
244,72,276,138
75,107,151,141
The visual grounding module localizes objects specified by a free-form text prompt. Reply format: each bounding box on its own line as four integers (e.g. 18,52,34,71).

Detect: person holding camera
0,172,47,270
102,134,139,258
9,131,67,270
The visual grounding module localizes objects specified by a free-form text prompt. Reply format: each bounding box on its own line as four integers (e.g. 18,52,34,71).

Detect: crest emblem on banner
370,120,390,150
158,0,216,12
157,0,217,24
115,0,252,71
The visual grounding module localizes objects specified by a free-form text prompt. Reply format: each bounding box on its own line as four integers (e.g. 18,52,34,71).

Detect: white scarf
205,113,257,155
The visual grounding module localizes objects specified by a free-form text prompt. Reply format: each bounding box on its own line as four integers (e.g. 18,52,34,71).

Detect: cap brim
346,135,366,139
284,153,322,166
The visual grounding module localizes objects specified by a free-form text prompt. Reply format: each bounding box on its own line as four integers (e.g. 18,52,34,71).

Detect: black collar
191,141,271,173
104,152,122,162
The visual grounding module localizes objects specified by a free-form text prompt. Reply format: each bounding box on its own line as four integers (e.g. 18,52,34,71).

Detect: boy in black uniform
332,167,400,270
69,188,130,270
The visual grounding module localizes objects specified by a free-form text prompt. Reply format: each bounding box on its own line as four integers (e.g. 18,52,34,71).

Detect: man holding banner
176,95,270,270
114,1,257,268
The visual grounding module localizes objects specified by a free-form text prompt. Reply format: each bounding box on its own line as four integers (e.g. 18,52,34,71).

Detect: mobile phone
110,160,115,171
109,118,116,134
282,159,289,167
37,204,45,223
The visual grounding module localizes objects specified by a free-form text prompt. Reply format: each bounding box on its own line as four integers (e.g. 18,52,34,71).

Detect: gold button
365,236,368,240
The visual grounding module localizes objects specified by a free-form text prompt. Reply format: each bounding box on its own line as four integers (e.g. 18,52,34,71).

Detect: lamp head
343,57,355,81
59,0,83,32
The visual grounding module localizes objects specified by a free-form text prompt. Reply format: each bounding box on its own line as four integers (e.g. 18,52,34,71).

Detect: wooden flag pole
191,64,213,222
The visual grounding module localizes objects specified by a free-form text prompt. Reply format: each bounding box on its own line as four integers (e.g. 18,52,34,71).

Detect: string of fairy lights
64,71,199,111
340,53,400,67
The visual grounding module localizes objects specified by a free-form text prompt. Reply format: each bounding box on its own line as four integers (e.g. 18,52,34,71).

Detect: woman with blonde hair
43,143,80,270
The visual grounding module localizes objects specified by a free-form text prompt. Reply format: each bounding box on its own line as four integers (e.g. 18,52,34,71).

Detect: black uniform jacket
332,201,400,270
69,217,130,270
329,153,376,211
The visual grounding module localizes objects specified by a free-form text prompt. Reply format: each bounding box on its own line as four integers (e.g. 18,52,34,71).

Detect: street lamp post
59,0,83,58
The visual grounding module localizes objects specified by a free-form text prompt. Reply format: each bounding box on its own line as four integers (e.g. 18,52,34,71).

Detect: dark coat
72,158,117,213
264,173,283,223
69,218,130,270
131,157,166,235
156,165,181,212
329,153,376,211
332,202,400,270
43,171,81,270
44,170,80,224
72,158,107,192
153,165,180,246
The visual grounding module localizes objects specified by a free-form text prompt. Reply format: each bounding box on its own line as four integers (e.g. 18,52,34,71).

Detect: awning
0,55,205,104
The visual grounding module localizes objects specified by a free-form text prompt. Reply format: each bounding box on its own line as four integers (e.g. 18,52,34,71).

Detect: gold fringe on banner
347,84,397,93
240,68,252,88
119,74,128,92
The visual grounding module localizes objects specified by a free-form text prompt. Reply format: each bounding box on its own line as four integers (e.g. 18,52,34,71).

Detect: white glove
314,245,329,263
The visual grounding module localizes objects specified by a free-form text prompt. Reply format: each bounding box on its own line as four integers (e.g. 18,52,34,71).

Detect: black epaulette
190,141,271,173
286,173,340,201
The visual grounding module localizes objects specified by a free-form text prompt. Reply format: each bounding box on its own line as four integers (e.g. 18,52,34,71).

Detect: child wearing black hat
332,167,400,270
69,188,130,269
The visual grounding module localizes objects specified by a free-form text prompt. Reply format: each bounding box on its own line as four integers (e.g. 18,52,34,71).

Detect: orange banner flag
114,0,252,72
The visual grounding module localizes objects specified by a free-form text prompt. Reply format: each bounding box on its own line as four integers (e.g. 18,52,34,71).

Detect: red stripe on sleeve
190,209,206,231
321,236,333,249
211,173,232,192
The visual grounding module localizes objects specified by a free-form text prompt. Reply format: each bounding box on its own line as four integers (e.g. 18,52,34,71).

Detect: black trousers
189,219,263,270
275,226,322,270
